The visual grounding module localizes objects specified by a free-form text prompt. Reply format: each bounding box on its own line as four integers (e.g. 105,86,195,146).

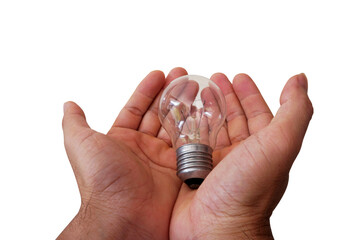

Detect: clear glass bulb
158,75,226,189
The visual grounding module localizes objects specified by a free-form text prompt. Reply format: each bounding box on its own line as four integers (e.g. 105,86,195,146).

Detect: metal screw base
176,143,213,189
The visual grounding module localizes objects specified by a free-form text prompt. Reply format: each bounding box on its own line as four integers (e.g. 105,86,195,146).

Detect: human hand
169,73,313,239
58,69,313,240
58,68,190,240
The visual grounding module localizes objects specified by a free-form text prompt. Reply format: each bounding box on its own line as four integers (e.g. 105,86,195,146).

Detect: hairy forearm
195,219,273,240
57,211,122,239
58,214,109,240
57,206,153,240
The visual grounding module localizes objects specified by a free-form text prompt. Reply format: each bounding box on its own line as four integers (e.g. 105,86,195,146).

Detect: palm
62,69,187,239
169,73,312,239
170,135,280,239
63,126,181,239
105,126,180,199
88,127,180,238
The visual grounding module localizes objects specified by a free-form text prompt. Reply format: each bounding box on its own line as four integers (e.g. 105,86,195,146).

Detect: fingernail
297,73,308,92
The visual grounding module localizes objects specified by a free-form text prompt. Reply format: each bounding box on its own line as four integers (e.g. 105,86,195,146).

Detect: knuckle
272,125,297,157
305,97,314,117
227,110,245,122
125,105,144,117
298,93,314,118
230,133,248,143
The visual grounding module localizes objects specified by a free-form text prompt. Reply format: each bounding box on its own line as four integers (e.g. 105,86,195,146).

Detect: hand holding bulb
59,68,313,240
170,72,313,239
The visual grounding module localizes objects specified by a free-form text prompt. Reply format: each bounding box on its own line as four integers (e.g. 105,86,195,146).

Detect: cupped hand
58,68,189,240
169,73,313,239
58,68,313,240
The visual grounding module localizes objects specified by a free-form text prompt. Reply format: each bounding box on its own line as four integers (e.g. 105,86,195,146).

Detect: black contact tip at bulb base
176,143,213,189
185,178,204,189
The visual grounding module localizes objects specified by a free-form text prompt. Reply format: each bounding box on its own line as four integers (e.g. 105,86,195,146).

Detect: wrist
57,203,151,240
57,207,122,240
198,218,273,240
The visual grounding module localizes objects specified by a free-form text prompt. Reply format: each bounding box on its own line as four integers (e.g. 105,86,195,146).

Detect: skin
58,68,313,240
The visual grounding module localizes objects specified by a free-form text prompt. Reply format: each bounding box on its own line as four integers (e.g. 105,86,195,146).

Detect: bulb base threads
176,143,213,189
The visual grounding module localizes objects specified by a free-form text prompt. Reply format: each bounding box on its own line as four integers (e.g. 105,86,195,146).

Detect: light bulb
158,75,226,189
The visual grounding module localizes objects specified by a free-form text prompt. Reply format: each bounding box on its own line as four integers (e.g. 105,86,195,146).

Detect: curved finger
63,101,90,132
165,67,188,87
138,67,188,136
215,125,231,150
157,128,172,146
211,73,249,144
204,74,313,205
63,101,92,151
164,81,199,148
233,74,273,135
267,73,313,166
158,75,199,147
200,83,231,149
62,101,93,177
244,73,313,172
112,70,166,129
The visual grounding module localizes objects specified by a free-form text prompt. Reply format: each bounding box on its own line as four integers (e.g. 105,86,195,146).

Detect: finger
165,67,188,87
202,74,313,207
158,75,200,147
138,67,188,136
250,73,313,172
215,125,231,149
201,85,230,148
233,74,273,135
268,73,313,163
62,101,93,171
211,73,249,144
163,81,200,147
157,126,172,146
154,67,189,143
199,114,210,146
62,101,90,131
112,70,166,129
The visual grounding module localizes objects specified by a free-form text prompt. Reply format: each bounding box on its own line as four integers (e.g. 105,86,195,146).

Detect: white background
1,1,359,239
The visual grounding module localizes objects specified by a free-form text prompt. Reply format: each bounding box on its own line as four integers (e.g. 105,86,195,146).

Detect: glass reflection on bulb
158,75,226,189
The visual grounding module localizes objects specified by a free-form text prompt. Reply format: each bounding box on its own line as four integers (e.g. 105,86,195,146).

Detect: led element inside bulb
158,75,226,189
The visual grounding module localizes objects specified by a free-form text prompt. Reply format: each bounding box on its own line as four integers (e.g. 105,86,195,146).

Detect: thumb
263,73,314,168
62,101,90,130
62,101,92,162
